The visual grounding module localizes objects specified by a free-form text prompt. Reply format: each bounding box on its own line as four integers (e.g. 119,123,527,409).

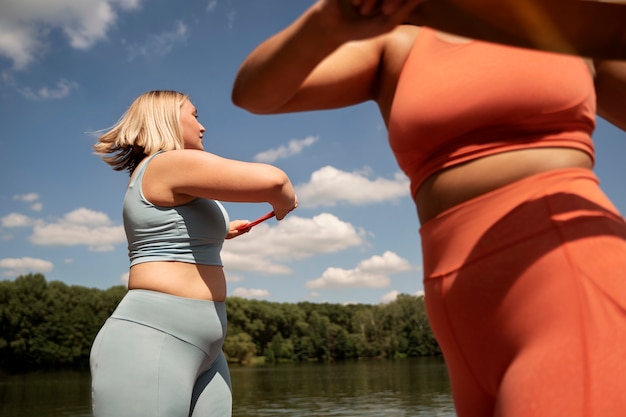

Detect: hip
419,166,625,279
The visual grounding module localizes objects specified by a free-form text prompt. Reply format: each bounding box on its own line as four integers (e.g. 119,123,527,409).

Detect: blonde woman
90,90,297,417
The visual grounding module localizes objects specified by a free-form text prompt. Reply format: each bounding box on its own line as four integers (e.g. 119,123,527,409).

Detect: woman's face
180,99,206,150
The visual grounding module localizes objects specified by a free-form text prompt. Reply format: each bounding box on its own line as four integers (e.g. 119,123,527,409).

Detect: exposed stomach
415,147,594,223
128,261,227,301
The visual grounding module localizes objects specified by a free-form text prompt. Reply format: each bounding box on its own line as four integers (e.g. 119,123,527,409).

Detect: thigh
426,216,626,417
190,351,232,417
90,318,206,417
495,229,626,417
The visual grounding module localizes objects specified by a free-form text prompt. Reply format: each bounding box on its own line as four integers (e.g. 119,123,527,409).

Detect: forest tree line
0,274,440,373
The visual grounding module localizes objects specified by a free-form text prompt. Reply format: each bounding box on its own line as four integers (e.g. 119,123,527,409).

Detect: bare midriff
415,147,594,224
128,261,227,301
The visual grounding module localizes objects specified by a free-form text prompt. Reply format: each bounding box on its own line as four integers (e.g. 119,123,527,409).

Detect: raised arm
143,150,298,220
231,0,424,114
409,0,626,59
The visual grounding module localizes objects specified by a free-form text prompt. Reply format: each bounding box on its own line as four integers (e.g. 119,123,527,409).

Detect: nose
199,123,206,132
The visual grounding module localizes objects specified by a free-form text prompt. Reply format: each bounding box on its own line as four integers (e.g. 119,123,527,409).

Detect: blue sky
1,0,625,305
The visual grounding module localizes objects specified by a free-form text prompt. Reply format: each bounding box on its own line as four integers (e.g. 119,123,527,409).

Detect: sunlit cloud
2,212,35,228
231,287,270,299
18,79,78,101
254,136,319,163
306,251,412,289
380,290,401,304
296,166,409,208
0,256,54,277
126,20,188,61
222,213,365,275
13,193,39,202
0,0,142,70
206,0,218,12
11,193,44,211
380,289,425,304
120,272,129,286
30,207,125,251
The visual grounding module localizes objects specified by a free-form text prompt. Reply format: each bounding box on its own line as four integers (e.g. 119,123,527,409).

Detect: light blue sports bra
123,151,230,267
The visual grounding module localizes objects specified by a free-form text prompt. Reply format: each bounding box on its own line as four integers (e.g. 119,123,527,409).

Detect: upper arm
143,150,290,205
273,35,388,113
595,59,626,131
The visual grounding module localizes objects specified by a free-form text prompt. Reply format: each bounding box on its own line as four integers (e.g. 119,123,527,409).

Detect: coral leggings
420,168,626,417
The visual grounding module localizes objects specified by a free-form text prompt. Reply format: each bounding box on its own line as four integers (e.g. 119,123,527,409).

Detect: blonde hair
93,90,190,173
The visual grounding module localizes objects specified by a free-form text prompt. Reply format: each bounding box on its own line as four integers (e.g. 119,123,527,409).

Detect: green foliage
0,274,440,373
0,274,126,372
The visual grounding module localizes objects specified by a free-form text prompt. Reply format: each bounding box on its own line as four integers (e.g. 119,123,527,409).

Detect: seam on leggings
545,196,591,417
111,316,204,352
426,224,558,280
437,273,493,399
156,337,164,417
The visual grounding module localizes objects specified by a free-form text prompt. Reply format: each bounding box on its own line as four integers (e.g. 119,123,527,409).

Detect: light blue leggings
90,290,232,417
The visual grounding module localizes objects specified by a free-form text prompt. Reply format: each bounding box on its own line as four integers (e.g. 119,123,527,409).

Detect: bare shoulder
382,25,421,68
144,149,223,182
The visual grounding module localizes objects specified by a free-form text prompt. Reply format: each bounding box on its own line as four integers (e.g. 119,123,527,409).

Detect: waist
419,167,621,279
128,261,227,301
415,147,594,223
111,290,227,356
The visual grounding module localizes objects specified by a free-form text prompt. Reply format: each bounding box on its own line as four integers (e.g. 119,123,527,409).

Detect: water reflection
0,357,455,417
231,357,455,417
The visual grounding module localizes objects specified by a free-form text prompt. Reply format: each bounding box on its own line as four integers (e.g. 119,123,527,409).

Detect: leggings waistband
111,290,227,356
419,168,623,279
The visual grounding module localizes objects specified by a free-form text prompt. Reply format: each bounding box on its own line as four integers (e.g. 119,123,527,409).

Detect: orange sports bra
388,27,596,198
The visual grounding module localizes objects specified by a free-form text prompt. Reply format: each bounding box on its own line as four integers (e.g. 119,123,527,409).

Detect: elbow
231,88,275,115
231,79,286,115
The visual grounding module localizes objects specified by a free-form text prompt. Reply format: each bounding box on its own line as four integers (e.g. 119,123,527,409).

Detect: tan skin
232,0,626,223
128,100,298,301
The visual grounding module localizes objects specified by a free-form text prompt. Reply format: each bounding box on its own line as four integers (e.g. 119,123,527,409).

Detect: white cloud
18,79,78,101
222,213,365,274
227,10,237,30
296,166,409,208
254,136,319,163
306,251,412,289
29,207,125,251
2,213,35,228
380,290,400,304
10,193,43,212
13,193,39,202
381,289,425,304
231,287,270,299
0,0,142,70
206,0,218,12
0,256,54,277
120,272,129,286
225,274,244,283
126,20,188,61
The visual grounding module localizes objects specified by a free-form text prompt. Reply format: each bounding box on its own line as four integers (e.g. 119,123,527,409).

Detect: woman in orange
231,1,626,416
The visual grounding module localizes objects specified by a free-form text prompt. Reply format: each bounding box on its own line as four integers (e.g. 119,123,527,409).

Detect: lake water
0,357,456,416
